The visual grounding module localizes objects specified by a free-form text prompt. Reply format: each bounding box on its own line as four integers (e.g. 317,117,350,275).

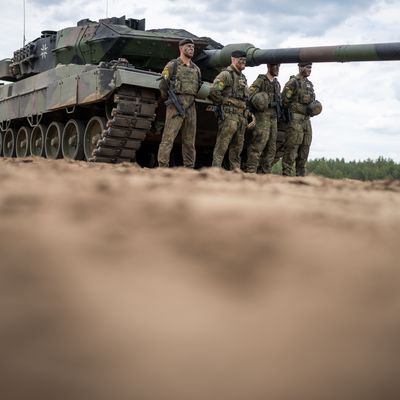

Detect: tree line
271,157,400,180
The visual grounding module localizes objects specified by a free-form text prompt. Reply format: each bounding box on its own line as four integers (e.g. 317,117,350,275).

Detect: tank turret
3,30,57,81
0,16,215,82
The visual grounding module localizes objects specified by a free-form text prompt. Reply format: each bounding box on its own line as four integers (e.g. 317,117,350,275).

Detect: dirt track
1,157,400,400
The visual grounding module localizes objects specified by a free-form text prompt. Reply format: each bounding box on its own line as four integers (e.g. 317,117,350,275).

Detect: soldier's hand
246,112,256,130
159,91,168,101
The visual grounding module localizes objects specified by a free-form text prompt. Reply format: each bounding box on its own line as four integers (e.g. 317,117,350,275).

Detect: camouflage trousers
246,111,278,173
272,127,287,166
212,112,247,170
282,113,312,176
157,101,196,168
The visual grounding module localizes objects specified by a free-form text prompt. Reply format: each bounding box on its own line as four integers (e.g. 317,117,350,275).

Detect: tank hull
0,63,216,165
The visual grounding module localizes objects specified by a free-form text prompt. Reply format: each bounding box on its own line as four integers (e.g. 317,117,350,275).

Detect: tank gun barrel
202,42,400,68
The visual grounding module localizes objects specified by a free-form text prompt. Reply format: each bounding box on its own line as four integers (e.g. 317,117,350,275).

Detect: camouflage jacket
159,57,201,99
209,65,249,109
249,74,281,112
282,74,315,115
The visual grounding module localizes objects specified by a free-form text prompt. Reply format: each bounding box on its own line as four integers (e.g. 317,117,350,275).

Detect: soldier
281,62,321,176
157,38,202,168
245,63,281,174
209,50,249,170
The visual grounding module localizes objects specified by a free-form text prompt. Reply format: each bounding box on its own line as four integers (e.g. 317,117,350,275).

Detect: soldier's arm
249,75,264,97
274,81,282,102
209,71,230,104
195,65,203,93
308,79,316,102
281,78,298,107
195,64,202,81
159,61,174,100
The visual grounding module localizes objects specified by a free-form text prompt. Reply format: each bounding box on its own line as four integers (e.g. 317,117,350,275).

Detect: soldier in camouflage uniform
246,63,281,174
158,38,201,168
281,62,316,176
209,50,249,170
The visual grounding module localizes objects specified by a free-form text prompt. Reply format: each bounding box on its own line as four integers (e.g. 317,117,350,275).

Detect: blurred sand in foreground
1,157,400,400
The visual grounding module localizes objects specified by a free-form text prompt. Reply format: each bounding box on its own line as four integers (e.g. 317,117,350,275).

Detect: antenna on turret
23,0,26,46
106,0,108,17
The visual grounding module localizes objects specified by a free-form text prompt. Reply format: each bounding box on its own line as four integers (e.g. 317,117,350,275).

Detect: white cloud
1,0,399,161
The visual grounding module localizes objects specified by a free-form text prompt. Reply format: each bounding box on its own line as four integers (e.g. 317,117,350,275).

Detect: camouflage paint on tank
0,17,214,83
56,24,210,68
202,42,400,68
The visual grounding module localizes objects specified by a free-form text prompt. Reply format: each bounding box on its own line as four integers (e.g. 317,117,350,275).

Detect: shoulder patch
285,89,293,99
213,80,226,91
161,60,176,79
217,70,232,85
162,66,170,79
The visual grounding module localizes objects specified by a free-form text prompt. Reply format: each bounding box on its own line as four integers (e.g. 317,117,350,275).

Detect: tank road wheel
62,119,85,160
84,116,106,160
45,122,64,159
3,128,16,157
16,126,32,157
30,124,47,157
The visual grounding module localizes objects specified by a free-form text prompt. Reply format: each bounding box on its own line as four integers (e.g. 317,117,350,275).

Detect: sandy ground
1,157,400,400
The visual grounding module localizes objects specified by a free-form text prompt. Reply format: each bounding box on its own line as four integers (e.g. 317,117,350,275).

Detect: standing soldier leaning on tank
281,62,322,176
245,63,281,174
157,38,202,168
209,50,249,170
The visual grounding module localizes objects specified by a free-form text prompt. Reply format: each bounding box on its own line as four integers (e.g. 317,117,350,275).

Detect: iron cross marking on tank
40,44,48,59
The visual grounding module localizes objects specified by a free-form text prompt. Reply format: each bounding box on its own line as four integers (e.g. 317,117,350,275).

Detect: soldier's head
231,50,247,71
298,62,312,77
179,38,195,59
267,63,280,77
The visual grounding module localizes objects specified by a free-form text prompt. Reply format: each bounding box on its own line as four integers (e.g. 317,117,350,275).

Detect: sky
1,0,399,161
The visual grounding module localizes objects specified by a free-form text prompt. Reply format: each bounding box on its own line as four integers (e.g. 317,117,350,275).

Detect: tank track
91,86,158,163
